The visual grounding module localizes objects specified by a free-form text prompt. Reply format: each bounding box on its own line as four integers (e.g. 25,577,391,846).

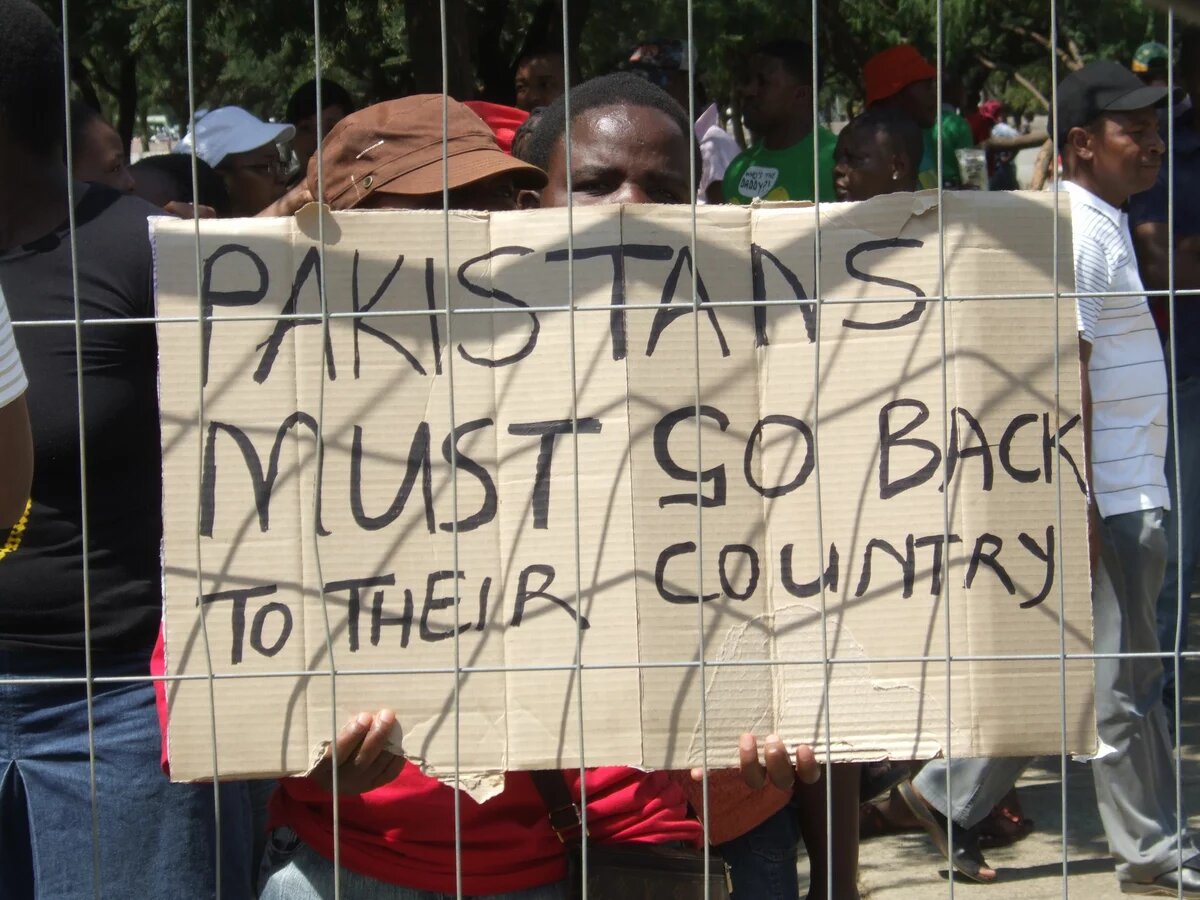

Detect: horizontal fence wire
18,0,1194,898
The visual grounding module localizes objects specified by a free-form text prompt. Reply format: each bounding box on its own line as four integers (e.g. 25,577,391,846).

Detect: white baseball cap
174,106,296,168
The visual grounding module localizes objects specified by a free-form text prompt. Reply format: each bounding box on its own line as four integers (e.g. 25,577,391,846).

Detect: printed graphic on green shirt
722,126,837,203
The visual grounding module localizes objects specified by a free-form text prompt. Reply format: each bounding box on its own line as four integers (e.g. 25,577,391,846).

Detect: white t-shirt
1064,180,1169,518
694,103,740,203
0,287,26,408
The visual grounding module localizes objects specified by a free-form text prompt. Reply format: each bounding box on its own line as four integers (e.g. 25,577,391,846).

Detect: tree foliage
40,0,1173,151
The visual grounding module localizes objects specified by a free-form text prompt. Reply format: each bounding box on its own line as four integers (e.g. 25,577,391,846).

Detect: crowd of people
0,0,1198,896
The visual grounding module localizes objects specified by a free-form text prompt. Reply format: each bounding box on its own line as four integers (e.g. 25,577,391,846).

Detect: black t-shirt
0,185,162,659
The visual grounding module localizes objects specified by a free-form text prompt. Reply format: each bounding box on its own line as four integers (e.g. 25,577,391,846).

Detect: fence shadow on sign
158,191,1093,782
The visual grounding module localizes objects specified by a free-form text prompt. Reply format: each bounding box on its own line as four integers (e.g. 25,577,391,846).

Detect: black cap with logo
1055,60,1168,143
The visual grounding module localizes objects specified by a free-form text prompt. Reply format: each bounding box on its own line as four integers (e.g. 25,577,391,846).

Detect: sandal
896,779,996,883
859,798,920,839
977,789,1035,850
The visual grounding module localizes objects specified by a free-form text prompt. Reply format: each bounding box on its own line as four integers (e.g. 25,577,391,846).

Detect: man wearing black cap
895,61,1200,897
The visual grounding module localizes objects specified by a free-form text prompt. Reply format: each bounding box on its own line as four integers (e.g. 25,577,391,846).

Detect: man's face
741,54,808,135
833,127,897,202
515,55,565,111
219,142,288,216
1080,108,1165,198
892,78,938,129
294,104,349,170
74,118,134,193
358,172,520,211
539,103,692,208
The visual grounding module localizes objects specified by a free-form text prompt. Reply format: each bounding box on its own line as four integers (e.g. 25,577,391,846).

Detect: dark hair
516,45,563,69
0,0,66,156
285,78,355,125
1182,27,1200,80
525,72,692,172
511,107,544,163
839,107,923,171
131,153,232,216
753,38,814,86
68,99,102,164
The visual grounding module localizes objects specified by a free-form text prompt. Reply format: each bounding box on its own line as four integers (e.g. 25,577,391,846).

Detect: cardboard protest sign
152,192,1095,784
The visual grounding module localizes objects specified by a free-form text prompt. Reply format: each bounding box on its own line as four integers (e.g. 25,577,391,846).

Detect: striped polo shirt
1065,179,1169,518
0,286,25,409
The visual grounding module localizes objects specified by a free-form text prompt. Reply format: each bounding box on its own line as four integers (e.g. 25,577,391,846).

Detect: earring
892,171,900,181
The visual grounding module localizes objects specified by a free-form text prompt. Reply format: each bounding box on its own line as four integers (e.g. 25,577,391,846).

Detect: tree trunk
474,0,514,102
405,0,475,98
115,54,138,156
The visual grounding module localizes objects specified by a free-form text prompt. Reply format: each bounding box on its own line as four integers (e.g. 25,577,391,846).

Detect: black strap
529,770,587,844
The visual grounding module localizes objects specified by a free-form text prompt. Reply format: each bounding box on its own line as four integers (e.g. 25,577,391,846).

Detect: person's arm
0,295,31,530
1132,221,1200,293
1079,336,1101,571
0,393,31,529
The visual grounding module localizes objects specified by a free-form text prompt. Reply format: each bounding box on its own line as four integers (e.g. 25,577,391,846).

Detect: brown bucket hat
308,94,547,210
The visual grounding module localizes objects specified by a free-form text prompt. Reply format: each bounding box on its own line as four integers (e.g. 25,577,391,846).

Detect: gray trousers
913,508,1195,881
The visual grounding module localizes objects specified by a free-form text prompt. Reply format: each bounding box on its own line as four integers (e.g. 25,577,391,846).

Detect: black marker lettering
646,246,730,358
745,415,815,498
352,252,425,378
545,244,673,361
325,575,397,652
200,244,269,387
878,400,941,500
964,533,1015,594
200,414,328,537
945,408,994,492
655,542,719,604
750,243,813,347
511,564,588,628
507,418,602,529
197,584,279,665
780,543,840,597
249,601,293,658
440,418,498,533
719,544,760,600
1019,526,1055,608
254,246,336,384
842,238,928,331
999,413,1041,483
914,533,962,595
457,246,539,367
351,422,435,533
654,406,729,508
420,571,471,642
855,536,917,598
372,588,414,647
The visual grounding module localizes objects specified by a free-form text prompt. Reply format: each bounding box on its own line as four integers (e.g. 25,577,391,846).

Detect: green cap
1132,41,1170,74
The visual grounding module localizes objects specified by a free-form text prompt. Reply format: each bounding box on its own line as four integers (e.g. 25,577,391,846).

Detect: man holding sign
257,77,821,900
899,61,1200,897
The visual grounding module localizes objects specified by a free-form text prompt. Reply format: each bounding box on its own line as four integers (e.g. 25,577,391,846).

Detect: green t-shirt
722,126,837,204
919,107,975,189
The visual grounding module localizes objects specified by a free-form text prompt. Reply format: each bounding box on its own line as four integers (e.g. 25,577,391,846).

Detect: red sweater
271,765,701,895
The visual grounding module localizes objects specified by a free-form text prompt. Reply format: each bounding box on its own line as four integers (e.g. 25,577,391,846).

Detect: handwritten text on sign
153,194,1095,782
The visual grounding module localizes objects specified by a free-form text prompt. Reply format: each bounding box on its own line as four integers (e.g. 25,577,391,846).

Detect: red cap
462,101,529,154
977,99,1004,122
864,45,938,107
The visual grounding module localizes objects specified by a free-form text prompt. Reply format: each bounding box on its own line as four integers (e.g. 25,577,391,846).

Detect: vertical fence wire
85,3,1198,898
305,4,347,898
807,4,836,899
433,0,467,895
57,3,102,897
932,1,958,896
182,0,226,894
1047,0,1071,894
1166,7,1187,893
556,0,593,891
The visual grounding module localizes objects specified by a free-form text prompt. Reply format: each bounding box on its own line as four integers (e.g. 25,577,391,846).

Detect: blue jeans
259,828,569,900
715,804,800,899
0,649,256,899
1157,374,1200,716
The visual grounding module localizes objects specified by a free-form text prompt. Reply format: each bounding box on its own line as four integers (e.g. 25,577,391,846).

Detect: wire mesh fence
1,0,1197,898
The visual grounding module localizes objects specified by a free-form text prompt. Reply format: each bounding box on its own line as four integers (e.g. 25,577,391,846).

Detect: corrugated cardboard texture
152,192,1094,783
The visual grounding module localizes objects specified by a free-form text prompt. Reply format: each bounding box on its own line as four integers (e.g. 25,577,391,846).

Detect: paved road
801,618,1200,898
